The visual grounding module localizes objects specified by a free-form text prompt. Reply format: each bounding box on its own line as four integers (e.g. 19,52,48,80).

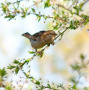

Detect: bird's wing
32,31,46,40
33,31,46,37
32,30,56,41
41,30,53,38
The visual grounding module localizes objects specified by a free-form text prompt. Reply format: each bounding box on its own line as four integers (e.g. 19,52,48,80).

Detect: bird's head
48,30,57,37
22,32,31,38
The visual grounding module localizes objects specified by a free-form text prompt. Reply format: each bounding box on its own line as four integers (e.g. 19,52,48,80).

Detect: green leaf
21,13,26,18
69,21,76,30
4,15,15,21
70,76,77,84
21,8,24,12
15,67,20,74
80,54,85,60
35,80,40,85
72,84,76,89
7,65,16,70
31,8,35,13
47,84,51,88
43,15,48,20
24,59,31,64
40,86,45,90
13,59,20,64
71,64,81,70
36,14,41,22
0,68,6,77
81,14,89,25
44,0,51,8
28,51,35,54
74,4,83,15
59,83,63,87
23,71,29,78
5,83,12,90
84,87,89,90
1,3,7,13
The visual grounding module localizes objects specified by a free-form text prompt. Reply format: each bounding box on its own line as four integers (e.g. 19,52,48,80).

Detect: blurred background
0,0,89,89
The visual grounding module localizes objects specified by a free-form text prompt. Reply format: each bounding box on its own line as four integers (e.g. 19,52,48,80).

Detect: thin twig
56,4,83,19
54,27,69,41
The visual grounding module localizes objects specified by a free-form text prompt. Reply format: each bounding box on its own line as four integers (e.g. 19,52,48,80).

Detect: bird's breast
30,39,45,49
44,35,55,44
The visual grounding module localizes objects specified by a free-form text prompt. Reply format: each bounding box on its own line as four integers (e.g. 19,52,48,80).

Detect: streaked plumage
22,30,57,50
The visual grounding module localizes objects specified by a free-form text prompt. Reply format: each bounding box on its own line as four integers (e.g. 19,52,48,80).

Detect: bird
22,30,57,51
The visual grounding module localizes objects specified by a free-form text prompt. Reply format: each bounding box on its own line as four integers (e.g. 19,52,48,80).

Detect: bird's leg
35,49,37,52
51,41,55,45
47,41,55,46
35,49,44,57
47,44,50,46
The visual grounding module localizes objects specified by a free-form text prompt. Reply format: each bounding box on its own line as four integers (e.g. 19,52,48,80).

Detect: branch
56,4,83,19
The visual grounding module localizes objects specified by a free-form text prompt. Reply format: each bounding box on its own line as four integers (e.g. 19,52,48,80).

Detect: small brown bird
22,30,57,51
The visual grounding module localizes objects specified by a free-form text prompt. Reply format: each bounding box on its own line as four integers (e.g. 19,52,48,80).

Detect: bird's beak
22,33,25,36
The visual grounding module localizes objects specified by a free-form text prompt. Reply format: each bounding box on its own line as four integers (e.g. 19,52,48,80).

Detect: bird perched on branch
22,30,57,51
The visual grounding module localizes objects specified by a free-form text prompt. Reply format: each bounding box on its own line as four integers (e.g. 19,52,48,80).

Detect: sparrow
22,30,57,51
